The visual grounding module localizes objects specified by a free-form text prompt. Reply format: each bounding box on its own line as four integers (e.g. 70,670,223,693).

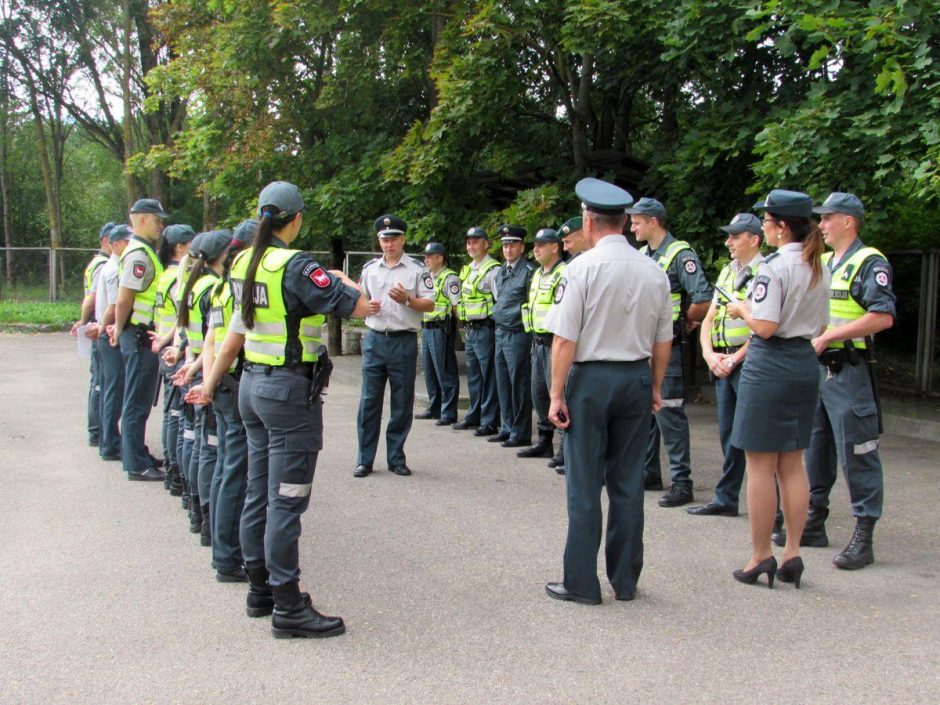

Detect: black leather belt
370,329,416,337
243,361,315,378
464,319,495,329
533,333,553,346
421,320,447,329
713,345,742,354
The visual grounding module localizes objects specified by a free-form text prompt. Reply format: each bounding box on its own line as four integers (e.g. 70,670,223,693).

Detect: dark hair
157,237,175,267
240,206,297,329
768,214,824,287
177,255,206,329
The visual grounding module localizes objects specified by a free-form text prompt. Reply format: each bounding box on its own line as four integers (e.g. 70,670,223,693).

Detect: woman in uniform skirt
725,189,830,589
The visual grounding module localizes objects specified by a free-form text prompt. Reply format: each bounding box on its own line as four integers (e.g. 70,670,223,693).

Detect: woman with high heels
725,190,830,589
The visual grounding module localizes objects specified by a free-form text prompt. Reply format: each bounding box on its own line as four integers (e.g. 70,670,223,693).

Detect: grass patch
0,301,80,326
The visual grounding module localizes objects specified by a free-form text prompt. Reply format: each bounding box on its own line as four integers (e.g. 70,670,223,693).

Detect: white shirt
360,255,435,332
95,254,121,322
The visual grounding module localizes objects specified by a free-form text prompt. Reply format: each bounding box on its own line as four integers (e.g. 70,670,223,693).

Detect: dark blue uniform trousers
97,335,124,458
159,358,182,468
211,378,247,572
421,325,460,422
563,361,651,600
195,401,218,506
463,324,499,428
357,330,417,468
806,360,884,518
239,366,321,587
531,339,553,435
644,345,693,487
119,328,159,473
87,339,102,444
713,366,747,509
495,327,533,443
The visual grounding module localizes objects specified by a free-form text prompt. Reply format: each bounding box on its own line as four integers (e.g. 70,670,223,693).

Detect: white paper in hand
77,324,94,358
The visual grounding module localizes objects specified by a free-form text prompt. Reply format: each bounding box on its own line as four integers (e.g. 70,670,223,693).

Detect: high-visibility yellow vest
229,247,323,365
822,246,885,350
154,263,180,338
183,273,219,356
640,239,692,322
83,252,108,297
210,278,238,373
424,268,458,322
522,260,566,334
120,239,164,327
710,262,753,348
457,258,499,321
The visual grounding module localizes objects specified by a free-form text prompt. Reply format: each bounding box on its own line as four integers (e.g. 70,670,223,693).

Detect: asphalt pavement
1,332,938,704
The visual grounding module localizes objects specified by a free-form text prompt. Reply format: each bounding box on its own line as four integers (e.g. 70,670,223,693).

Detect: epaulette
361,257,380,270
763,251,780,264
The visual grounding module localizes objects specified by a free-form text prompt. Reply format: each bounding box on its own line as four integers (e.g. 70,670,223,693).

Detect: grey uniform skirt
731,335,819,452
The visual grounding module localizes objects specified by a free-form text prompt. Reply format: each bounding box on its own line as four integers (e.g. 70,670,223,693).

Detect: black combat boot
167,465,183,497
200,504,212,547
189,496,202,534
163,456,171,490
517,430,554,459
833,517,876,570
181,477,191,511
771,510,786,546
245,564,275,617
270,581,345,639
547,446,564,469
800,506,829,547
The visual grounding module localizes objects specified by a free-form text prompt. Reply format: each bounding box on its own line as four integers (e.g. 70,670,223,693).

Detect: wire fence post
915,250,938,394
48,247,57,302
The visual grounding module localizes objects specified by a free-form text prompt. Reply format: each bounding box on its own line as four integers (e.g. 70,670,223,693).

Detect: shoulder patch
449,281,460,295
308,267,331,288
554,277,567,304
133,262,146,279
683,259,698,274
752,275,770,303
872,266,890,288
301,262,320,278
422,272,434,289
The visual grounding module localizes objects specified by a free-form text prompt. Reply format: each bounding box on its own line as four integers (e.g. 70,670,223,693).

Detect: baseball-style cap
258,181,305,216
465,226,488,240
99,222,116,239
533,228,561,245
107,224,133,243
374,214,407,237
753,189,814,218
576,178,634,215
231,219,258,250
498,224,526,243
190,229,233,261
130,198,170,218
719,213,763,236
424,242,446,256
813,192,865,218
625,197,666,220
560,217,583,237
163,224,197,246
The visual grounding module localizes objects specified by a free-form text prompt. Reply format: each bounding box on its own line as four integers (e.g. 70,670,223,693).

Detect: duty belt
464,319,495,330
818,348,863,374
370,328,416,338
243,360,315,379
713,345,742,354
533,333,553,346
421,320,448,330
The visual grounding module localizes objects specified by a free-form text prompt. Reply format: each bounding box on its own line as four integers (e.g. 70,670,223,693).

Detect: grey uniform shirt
95,254,121,322
468,254,500,300
118,236,158,292
750,242,830,339
359,254,435,332
438,269,462,307
546,234,673,362
828,238,897,318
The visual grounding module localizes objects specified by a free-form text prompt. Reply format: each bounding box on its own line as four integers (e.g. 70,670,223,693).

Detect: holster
308,352,334,405
818,349,845,374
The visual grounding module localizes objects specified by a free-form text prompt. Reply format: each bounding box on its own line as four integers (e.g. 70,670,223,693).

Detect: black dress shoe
436,418,456,426
453,419,480,431
658,483,694,507
487,432,510,443
615,592,636,601
473,425,498,437
216,567,249,583
414,410,437,420
353,464,373,478
389,464,412,476
128,467,166,482
555,465,566,476
686,500,738,517
545,582,601,605
501,438,528,448
100,453,121,462
88,438,99,447
644,476,664,491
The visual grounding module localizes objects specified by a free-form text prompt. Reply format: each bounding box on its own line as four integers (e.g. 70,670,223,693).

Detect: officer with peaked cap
454,227,502,434
416,242,462,425
354,215,435,478
490,225,537,448
687,213,764,518
544,177,673,604
629,196,713,507
778,192,895,571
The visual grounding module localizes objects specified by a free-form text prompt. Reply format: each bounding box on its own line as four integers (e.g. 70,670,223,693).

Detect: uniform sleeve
90,262,104,293
106,267,120,305
853,255,897,318
545,272,583,341
284,254,360,320
444,273,462,306
655,272,675,343
118,250,155,292
415,266,435,299
483,265,499,299
228,309,247,335
199,290,213,334
675,250,713,304
749,261,782,324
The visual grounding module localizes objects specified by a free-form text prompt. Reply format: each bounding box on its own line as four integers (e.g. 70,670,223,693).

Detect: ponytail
241,206,295,329
177,256,207,329
776,215,824,288
157,237,174,268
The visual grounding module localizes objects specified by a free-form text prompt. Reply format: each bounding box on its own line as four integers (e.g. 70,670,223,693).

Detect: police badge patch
308,268,330,288
133,262,145,279
872,266,890,288
683,259,697,274
752,275,770,303
449,282,460,295
423,273,434,289
554,277,567,304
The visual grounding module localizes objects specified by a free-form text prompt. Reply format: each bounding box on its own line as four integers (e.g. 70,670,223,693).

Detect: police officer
72,224,113,448
783,193,895,571
453,227,501,435
490,225,536,447
416,242,461,425
110,198,168,481
688,214,764,517
544,178,673,604
518,228,565,460
94,224,129,462
354,215,435,478
189,181,367,637
629,198,713,507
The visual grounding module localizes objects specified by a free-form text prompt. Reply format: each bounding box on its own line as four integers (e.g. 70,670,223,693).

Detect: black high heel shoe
733,556,777,589
777,556,804,589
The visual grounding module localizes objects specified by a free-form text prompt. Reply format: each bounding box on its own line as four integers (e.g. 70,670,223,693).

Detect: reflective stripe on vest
184,274,218,355
209,278,237,373
154,264,180,338
710,264,752,347
641,240,691,322
457,259,499,321
522,261,566,333
229,247,323,365
823,246,884,350
83,254,108,297
424,268,458,322
120,239,163,326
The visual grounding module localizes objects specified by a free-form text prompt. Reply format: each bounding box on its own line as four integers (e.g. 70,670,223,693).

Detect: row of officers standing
74,177,895,635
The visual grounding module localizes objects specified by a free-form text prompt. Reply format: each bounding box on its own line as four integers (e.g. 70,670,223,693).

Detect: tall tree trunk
202,190,218,230
122,0,139,207
0,55,14,287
